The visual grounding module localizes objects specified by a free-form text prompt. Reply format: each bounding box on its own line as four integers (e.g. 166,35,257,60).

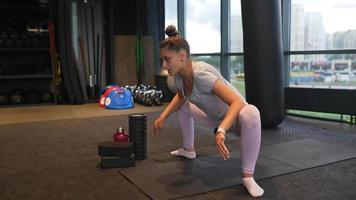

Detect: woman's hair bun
165,25,179,37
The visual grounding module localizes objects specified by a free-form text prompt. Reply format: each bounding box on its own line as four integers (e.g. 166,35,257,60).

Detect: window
229,56,245,96
229,0,243,53
164,0,245,87
165,0,178,32
289,0,356,89
287,0,356,122
191,55,221,72
291,0,356,51
186,0,220,53
289,54,356,89
228,0,245,95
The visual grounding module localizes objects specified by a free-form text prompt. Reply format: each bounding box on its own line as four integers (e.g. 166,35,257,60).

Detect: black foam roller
129,113,146,118
134,139,146,145
132,132,146,137
135,144,147,149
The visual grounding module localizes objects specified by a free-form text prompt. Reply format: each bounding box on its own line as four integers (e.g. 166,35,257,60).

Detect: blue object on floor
105,88,134,110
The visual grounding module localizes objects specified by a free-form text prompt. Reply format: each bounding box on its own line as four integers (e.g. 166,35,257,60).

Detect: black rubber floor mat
118,139,356,200
176,158,356,200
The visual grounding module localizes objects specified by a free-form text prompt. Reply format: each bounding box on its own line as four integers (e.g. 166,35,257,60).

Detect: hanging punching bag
241,0,284,127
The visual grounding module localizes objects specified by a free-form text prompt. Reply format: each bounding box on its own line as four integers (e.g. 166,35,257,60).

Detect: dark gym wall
74,0,107,101
107,0,163,86
241,0,285,127
113,0,148,35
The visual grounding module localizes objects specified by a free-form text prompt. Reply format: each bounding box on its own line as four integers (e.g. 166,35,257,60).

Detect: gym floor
0,103,355,200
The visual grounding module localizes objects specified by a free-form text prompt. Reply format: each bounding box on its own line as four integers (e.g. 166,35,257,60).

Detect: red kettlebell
113,127,129,143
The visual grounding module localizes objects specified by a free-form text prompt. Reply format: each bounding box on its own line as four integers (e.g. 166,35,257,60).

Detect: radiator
285,87,356,115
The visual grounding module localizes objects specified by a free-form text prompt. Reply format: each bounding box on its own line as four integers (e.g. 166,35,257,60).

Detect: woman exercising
153,25,264,197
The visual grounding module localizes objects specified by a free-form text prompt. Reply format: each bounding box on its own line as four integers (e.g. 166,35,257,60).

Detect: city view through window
164,0,356,91
290,0,356,89
164,0,355,122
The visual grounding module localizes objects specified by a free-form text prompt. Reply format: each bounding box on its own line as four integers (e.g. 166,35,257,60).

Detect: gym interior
0,0,355,199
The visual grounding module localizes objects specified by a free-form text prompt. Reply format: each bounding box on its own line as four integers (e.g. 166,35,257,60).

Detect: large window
287,0,356,122
163,0,356,122
289,0,356,89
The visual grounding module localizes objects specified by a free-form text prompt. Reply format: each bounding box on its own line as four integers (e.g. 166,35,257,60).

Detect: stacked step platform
98,114,147,168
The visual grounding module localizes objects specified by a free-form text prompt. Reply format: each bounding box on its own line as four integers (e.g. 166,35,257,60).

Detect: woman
153,25,264,197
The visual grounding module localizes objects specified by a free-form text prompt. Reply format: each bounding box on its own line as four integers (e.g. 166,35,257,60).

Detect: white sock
242,177,264,197
170,148,196,159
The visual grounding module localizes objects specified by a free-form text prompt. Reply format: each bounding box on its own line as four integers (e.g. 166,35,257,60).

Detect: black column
241,0,284,127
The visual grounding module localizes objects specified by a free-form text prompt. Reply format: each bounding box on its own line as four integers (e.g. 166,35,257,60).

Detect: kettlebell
152,89,163,106
143,92,153,106
113,127,129,143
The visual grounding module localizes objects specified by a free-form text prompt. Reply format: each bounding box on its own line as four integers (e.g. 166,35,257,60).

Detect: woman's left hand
215,132,230,160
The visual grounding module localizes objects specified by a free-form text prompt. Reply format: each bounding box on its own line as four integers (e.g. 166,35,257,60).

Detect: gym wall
108,0,162,86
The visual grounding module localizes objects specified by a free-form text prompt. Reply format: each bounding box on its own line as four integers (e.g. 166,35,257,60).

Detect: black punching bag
241,0,284,127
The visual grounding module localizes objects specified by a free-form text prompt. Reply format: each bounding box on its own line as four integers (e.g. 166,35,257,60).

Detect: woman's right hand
215,132,230,160
153,116,165,135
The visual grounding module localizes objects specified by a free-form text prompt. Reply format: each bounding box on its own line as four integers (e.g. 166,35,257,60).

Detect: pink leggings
176,101,261,174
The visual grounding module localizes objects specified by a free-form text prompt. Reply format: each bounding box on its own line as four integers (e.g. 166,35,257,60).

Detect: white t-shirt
174,61,246,121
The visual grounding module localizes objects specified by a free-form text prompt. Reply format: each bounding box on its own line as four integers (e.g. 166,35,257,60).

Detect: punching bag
241,0,284,127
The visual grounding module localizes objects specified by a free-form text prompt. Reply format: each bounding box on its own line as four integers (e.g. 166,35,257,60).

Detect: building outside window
289,0,356,89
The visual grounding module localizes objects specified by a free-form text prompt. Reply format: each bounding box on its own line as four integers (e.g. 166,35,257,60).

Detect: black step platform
98,141,133,157
100,154,135,169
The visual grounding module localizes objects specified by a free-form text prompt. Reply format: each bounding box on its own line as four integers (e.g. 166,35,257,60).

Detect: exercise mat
118,139,356,200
